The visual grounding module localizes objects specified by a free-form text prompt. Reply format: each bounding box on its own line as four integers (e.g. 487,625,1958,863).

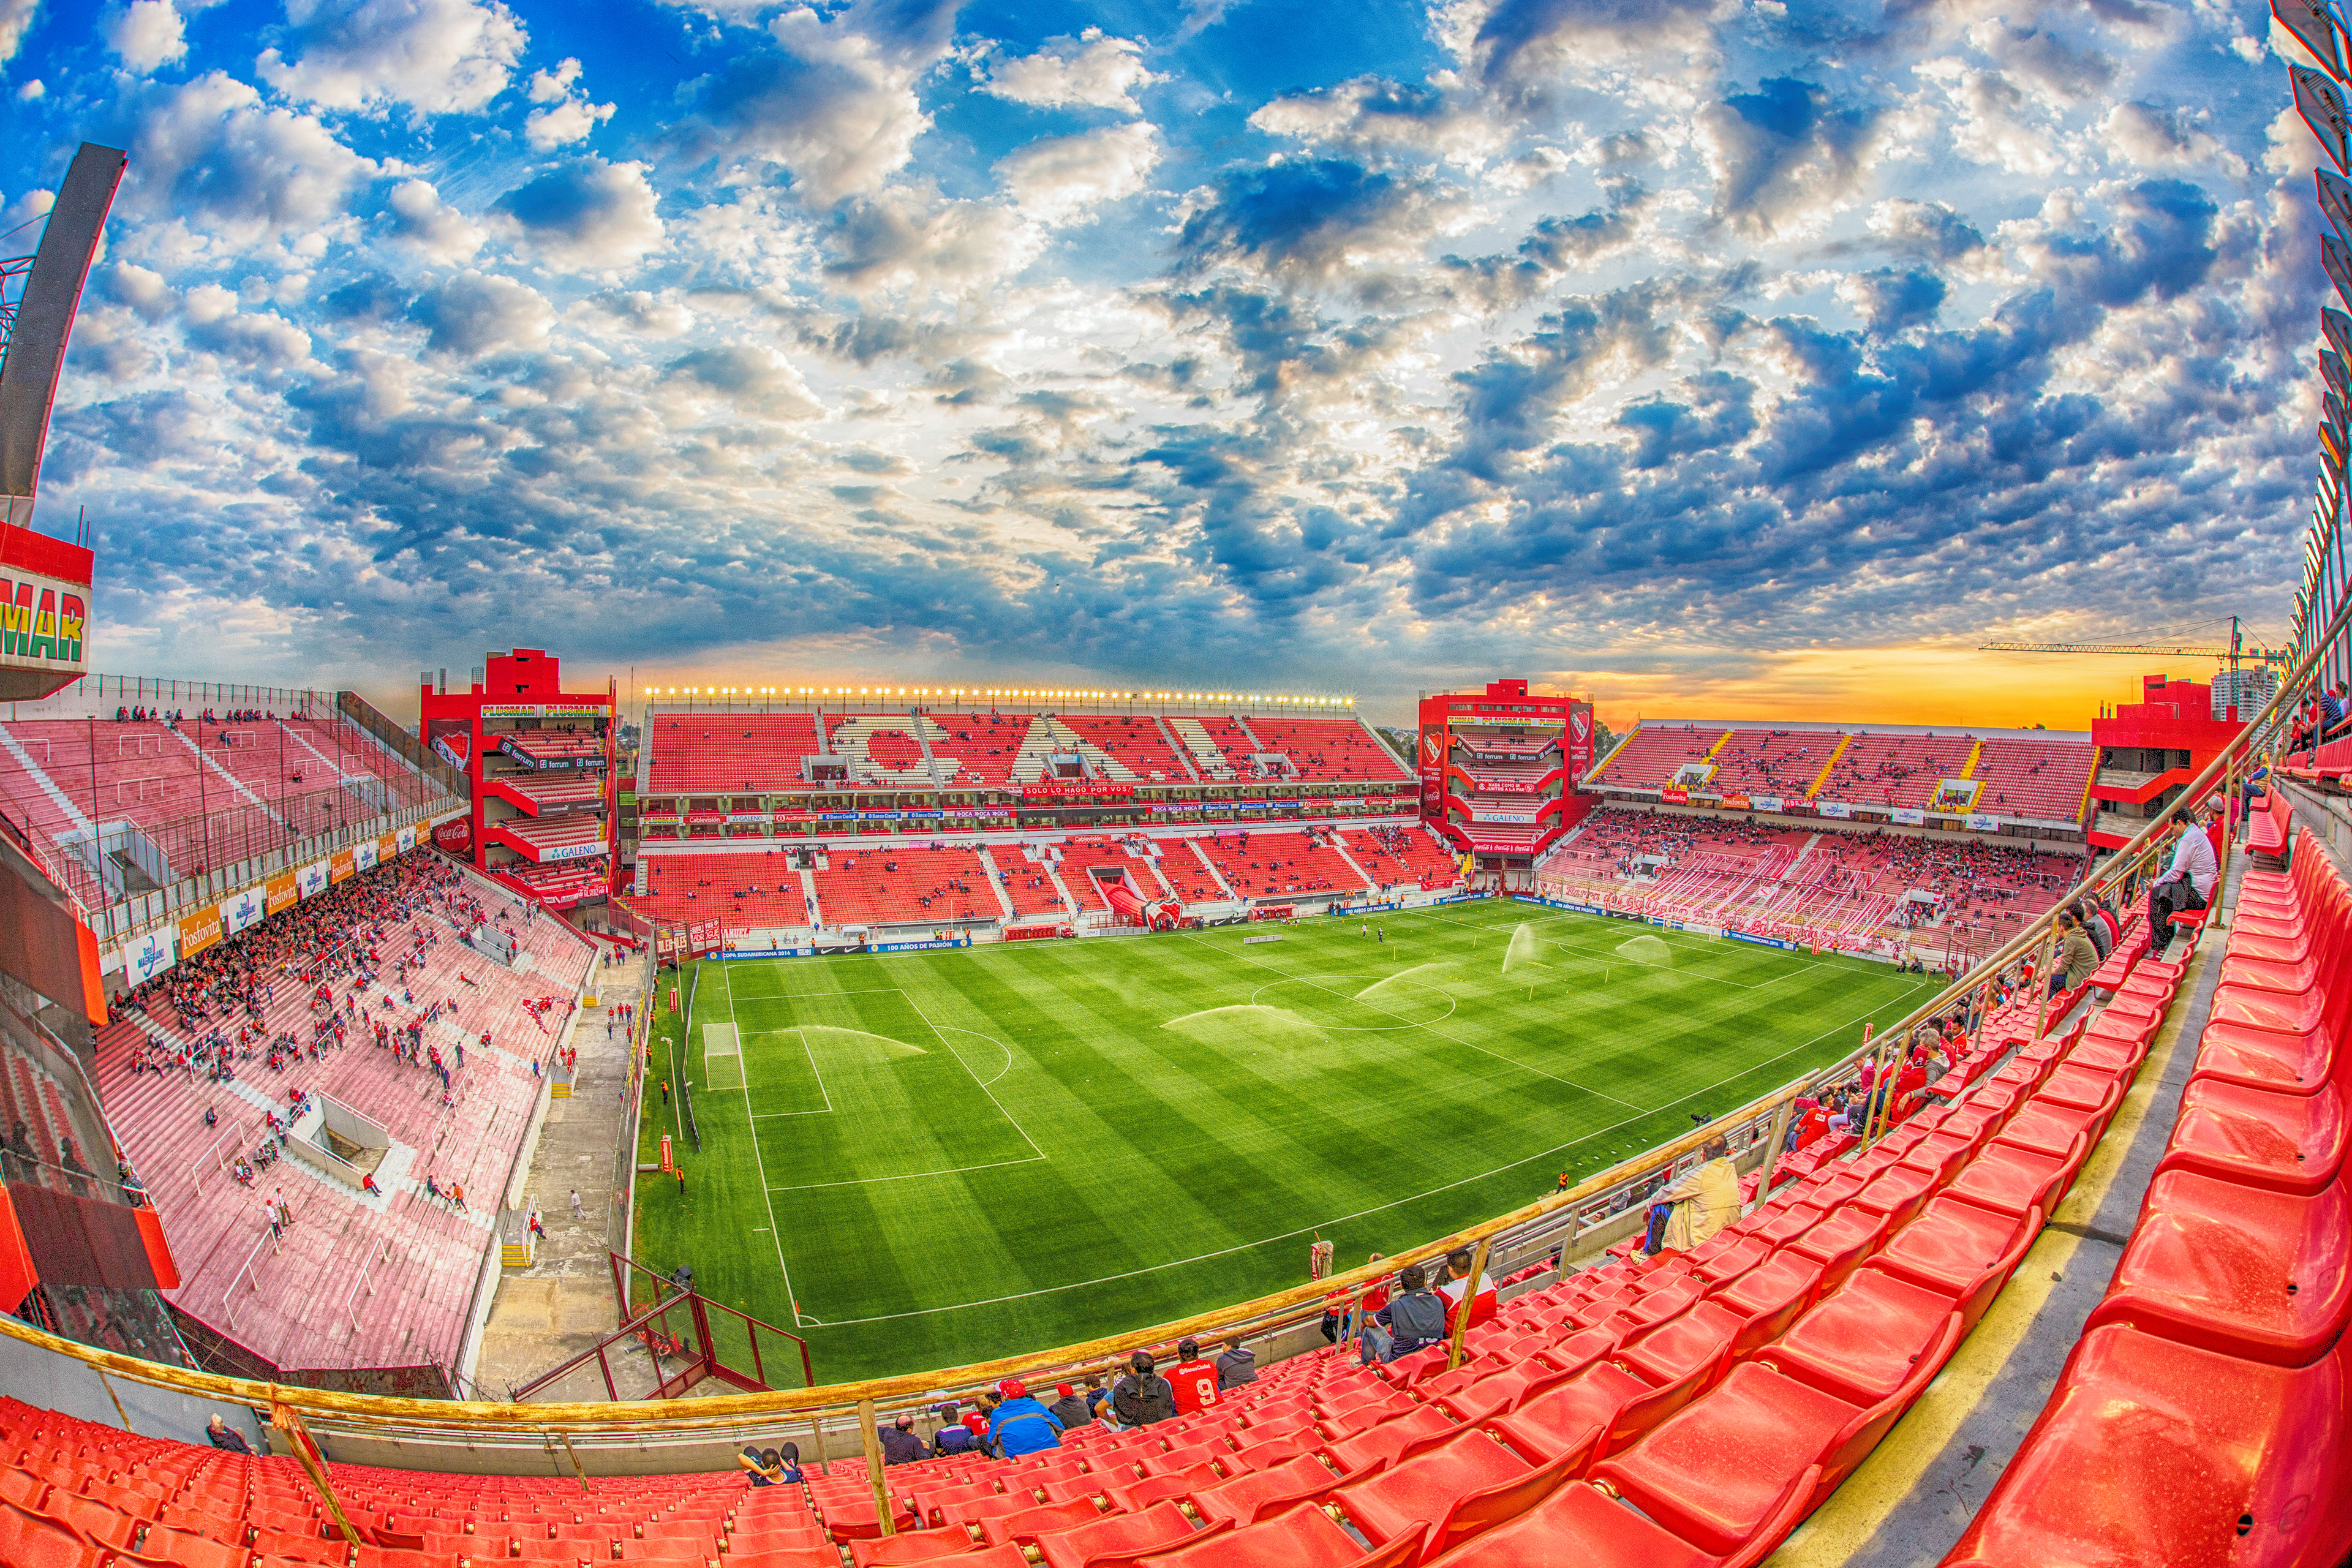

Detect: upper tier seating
1968,739,2095,823
1249,719,1411,784
1586,727,1725,790
497,732,603,767
96,852,593,1375
1194,830,1370,901
823,715,942,788
1055,717,1196,785
1704,730,1838,799
1814,733,1976,810
924,714,1035,790
813,847,998,927
489,813,607,861
646,715,822,794
638,851,810,927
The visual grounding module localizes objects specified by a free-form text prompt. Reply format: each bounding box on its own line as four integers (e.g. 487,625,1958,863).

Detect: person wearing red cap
985,1378,1064,1458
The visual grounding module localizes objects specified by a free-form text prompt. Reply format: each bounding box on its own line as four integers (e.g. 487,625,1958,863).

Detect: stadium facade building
418,649,619,913
2086,673,2252,851
1414,677,1597,866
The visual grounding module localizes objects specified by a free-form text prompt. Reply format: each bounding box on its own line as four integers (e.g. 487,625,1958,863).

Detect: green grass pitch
630,899,1943,1384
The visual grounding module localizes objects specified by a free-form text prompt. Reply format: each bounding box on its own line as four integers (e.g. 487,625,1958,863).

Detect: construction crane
1979,617,2291,671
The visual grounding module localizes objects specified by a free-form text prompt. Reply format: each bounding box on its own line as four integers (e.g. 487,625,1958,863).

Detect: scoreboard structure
1415,678,1594,865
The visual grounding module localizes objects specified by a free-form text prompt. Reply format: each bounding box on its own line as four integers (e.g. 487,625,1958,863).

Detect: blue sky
0,0,2324,725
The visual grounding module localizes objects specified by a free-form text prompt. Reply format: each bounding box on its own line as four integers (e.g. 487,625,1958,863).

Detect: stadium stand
924,713,1033,790
645,714,822,793
638,851,810,927
1811,732,1975,809
823,715,941,788
1054,839,1175,911
1150,840,1234,903
0,710,428,899
1703,729,1837,799
1538,811,2076,956
812,846,998,926
1340,825,1464,892
1969,737,2096,821
1054,716,1195,784
91,851,593,1379
1248,718,1411,784
1194,829,1370,901
992,849,1076,919
1583,725,1725,791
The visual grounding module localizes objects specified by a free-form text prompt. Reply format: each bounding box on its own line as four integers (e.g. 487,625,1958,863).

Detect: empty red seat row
1946,825,2352,1566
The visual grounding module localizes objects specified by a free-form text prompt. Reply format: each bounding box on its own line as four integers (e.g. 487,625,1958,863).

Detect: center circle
1248,975,1457,1031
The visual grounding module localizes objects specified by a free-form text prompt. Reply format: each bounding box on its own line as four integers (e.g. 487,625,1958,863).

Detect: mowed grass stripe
630,900,1945,1380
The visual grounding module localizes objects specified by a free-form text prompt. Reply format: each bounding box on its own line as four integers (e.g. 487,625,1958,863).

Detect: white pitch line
766,1155,1048,1194
723,962,806,1327
805,978,1931,1329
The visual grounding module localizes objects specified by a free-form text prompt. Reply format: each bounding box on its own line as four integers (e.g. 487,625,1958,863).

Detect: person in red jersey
1167,1337,1220,1414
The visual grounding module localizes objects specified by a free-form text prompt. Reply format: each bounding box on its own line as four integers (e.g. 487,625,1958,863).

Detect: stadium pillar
1442,1234,1491,1373
858,1396,894,1536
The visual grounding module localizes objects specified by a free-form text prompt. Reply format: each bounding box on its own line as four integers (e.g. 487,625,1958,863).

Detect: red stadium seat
976,1499,1104,1548
850,1530,992,1566
1134,1503,1423,1568
1032,1501,1225,1568
1322,1408,1459,1477
0,1499,104,1568
1755,1272,1964,1408
1414,1472,1817,1568
1591,1320,1958,1557
1871,1196,2041,1330
1327,1430,1556,1561
1189,1455,1339,1530
2084,1169,2351,1367
1943,1326,2352,1568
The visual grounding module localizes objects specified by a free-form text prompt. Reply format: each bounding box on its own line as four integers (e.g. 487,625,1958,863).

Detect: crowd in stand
118,852,573,1180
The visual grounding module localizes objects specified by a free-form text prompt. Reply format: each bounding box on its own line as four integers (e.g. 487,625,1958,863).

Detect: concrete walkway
472,943,654,1401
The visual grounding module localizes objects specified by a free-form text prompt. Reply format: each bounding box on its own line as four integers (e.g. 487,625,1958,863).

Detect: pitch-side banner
111,926,175,984
1817,800,1853,819
1891,807,1926,826
222,883,265,936
298,858,330,899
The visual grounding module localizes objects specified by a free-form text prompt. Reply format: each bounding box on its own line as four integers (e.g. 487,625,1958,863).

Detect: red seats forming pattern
638,853,810,926
922,715,1033,790
813,848,999,926
1945,821,2352,1568
1193,831,1370,902
1246,720,1410,785
992,852,1074,920
646,716,822,793
1054,718,1194,785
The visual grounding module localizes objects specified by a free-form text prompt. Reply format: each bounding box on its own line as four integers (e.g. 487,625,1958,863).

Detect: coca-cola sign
432,817,472,856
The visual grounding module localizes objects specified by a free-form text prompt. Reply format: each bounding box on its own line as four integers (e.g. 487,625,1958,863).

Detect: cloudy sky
0,0,2325,727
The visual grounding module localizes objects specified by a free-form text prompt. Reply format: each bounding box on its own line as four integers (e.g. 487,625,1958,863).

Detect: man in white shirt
1435,1246,1497,1335
2147,804,2218,955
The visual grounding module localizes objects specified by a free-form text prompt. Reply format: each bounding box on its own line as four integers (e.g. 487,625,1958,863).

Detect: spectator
2147,805,2218,953
930,1403,975,1457
1359,1264,1446,1365
877,1412,925,1466
1167,1338,1220,1414
205,1415,252,1453
2069,899,2111,962
2051,911,2098,996
1082,1376,1112,1425
986,1379,1064,1458
1046,1382,1093,1431
1434,1247,1496,1333
1646,1137,1740,1254
1213,1338,1257,1390
1110,1350,1177,1427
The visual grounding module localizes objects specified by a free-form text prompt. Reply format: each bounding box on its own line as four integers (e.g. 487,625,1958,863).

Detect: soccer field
630,899,1942,1384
